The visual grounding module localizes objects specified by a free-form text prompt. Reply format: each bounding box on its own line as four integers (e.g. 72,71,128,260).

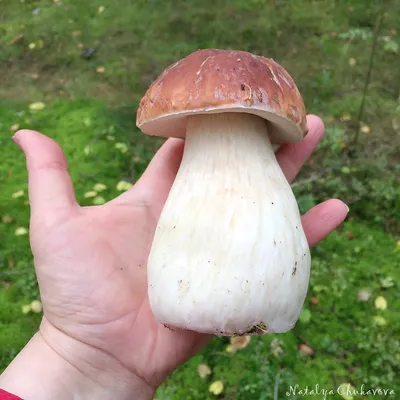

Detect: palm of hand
15,115,347,389
32,186,206,387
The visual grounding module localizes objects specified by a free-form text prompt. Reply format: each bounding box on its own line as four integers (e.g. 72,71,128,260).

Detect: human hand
0,115,348,399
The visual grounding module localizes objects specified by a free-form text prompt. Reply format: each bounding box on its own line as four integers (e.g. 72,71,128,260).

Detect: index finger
276,115,325,183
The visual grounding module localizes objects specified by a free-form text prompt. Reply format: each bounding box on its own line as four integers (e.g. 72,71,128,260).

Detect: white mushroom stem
147,113,311,335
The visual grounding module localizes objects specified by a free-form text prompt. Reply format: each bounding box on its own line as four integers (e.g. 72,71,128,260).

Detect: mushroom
136,49,310,336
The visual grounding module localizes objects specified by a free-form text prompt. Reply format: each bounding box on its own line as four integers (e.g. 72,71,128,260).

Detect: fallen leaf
340,114,351,121
345,232,355,239
98,5,105,14
133,155,142,163
72,30,81,38
77,43,84,49
115,142,128,153
28,42,36,49
116,181,133,191
22,304,32,314
93,183,107,192
298,343,314,355
2,215,13,224
348,57,356,66
357,289,371,302
209,380,224,396
9,34,24,45
226,336,251,353
338,383,355,400
10,124,20,133
29,102,45,111
15,227,28,236
31,73,40,80
374,296,387,310
96,66,105,73
84,191,97,198
270,338,284,357
31,300,43,313
373,315,387,326
197,363,212,379
380,276,394,288
310,296,319,305
12,190,25,198
360,124,371,134
93,196,106,205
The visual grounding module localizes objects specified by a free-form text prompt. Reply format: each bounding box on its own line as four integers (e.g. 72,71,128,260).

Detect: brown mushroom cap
136,49,307,143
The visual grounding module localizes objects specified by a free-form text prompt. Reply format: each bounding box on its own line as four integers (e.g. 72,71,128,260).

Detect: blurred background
0,0,399,398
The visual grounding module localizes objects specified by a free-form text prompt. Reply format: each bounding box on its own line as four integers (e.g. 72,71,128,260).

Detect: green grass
0,0,399,399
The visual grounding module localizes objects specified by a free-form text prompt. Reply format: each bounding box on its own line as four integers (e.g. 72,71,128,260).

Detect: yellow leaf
22,304,32,314
197,363,212,379
93,183,107,192
28,42,36,49
29,102,45,111
93,196,106,205
340,114,351,122
98,5,105,14
227,335,251,353
373,315,387,326
360,124,371,134
2,215,13,224
84,191,97,198
15,227,28,236
337,383,355,400
374,296,387,310
10,124,20,132
30,300,43,313
115,142,128,153
116,180,132,191
12,190,25,198
348,57,356,67
209,380,224,396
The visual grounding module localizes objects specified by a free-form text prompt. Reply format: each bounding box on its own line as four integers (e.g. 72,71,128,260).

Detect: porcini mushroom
136,49,311,336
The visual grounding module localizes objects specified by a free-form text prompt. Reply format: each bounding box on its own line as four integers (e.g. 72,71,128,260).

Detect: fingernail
344,203,350,213
11,132,22,149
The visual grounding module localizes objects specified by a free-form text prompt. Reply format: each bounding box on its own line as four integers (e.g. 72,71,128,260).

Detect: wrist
0,321,155,400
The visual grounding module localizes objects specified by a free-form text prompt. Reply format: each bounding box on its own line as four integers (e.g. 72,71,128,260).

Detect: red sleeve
0,389,23,400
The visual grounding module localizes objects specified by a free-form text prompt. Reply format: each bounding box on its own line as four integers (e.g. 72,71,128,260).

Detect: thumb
13,130,78,219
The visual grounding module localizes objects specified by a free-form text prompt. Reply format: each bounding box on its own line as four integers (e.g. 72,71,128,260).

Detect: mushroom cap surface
137,48,307,143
